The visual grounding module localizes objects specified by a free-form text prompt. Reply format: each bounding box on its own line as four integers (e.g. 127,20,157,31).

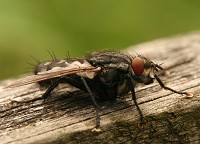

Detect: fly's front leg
155,75,193,97
80,77,101,132
127,74,147,128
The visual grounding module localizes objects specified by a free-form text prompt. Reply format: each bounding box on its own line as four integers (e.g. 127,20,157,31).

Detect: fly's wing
5,66,101,88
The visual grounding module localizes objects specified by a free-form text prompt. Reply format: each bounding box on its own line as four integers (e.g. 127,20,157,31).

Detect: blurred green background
0,0,200,80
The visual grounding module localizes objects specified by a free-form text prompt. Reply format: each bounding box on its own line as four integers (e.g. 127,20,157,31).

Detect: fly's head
130,55,163,85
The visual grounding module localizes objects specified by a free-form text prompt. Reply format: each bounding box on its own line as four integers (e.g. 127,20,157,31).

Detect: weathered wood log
0,32,200,144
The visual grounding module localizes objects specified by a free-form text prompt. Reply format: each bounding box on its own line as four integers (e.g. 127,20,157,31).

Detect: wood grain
0,32,200,144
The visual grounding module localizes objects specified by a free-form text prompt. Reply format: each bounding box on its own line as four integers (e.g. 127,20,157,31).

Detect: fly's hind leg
80,77,101,132
42,78,62,100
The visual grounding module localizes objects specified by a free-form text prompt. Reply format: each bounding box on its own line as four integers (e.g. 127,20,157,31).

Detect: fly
6,51,192,131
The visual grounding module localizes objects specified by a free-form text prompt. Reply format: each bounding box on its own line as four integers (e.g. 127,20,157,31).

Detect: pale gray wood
0,32,200,144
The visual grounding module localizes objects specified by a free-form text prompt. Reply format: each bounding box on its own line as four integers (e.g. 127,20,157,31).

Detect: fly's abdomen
34,59,84,75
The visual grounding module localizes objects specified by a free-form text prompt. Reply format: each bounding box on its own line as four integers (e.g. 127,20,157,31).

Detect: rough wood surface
0,32,200,144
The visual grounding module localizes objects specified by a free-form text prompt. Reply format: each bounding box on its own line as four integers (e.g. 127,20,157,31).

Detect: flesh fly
6,51,191,131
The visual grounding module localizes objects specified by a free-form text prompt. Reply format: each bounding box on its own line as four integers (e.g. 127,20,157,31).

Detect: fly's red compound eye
131,57,144,76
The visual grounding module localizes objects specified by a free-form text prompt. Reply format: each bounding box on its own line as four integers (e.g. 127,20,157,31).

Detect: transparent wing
5,66,101,88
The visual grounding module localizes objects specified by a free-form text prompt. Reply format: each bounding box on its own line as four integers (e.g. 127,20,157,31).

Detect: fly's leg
80,77,101,131
155,75,192,97
42,78,61,100
127,74,147,128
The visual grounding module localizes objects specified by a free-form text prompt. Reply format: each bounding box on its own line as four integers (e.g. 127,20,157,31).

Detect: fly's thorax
89,51,131,66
